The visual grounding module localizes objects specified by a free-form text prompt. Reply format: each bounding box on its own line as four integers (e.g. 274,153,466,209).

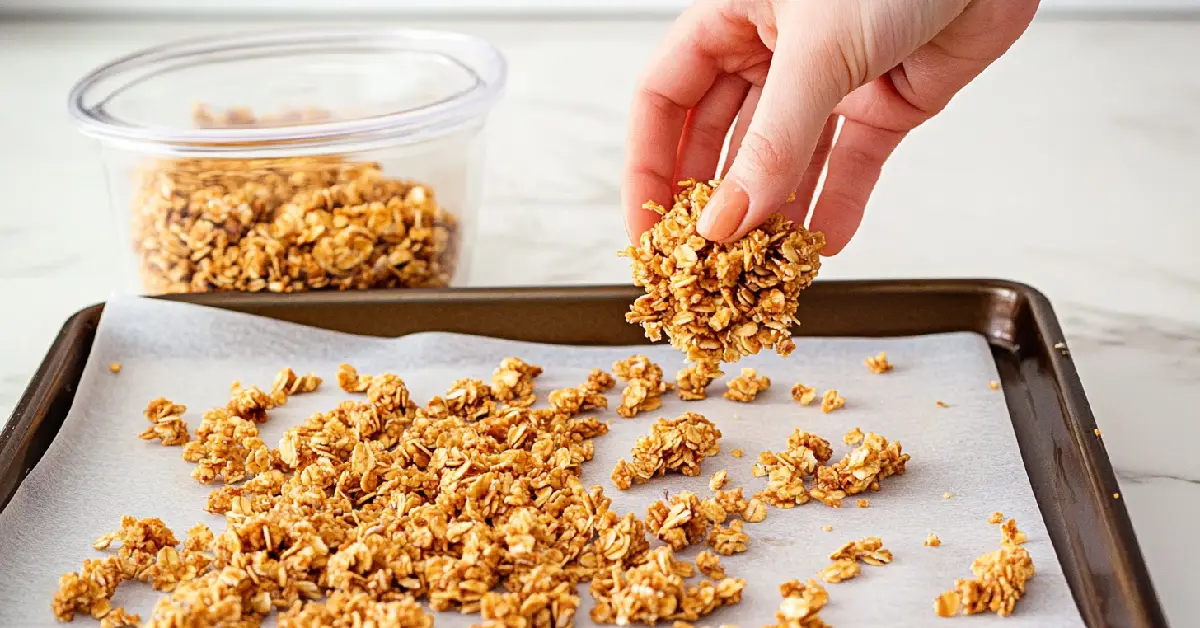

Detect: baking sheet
0,296,1084,627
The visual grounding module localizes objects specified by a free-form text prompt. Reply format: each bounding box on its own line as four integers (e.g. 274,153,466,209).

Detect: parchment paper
0,296,1084,627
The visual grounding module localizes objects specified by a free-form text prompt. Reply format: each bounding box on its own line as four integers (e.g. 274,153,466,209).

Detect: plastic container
68,28,506,294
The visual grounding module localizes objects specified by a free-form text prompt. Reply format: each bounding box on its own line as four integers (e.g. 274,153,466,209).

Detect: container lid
68,28,507,157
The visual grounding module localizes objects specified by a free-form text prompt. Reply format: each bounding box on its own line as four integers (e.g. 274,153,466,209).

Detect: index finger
622,0,747,243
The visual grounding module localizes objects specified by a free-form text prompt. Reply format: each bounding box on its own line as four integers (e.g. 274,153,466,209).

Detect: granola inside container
69,28,506,294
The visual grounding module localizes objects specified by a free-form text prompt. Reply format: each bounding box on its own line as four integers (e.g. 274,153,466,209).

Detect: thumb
697,12,851,242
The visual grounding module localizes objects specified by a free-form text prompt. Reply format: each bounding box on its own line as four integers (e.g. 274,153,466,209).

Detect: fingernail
697,182,749,241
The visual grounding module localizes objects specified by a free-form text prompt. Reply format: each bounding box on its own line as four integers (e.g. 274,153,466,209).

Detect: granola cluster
644,491,727,551
676,361,723,401
548,371,611,417
936,519,1035,617
723,368,771,403
132,119,459,294
613,355,673,418
589,547,746,625
767,579,830,628
139,398,190,446
753,430,834,508
865,352,894,374
621,179,824,364
491,357,545,407
809,432,910,507
611,412,723,489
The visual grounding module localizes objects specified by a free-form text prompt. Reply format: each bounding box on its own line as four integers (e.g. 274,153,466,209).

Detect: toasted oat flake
724,368,771,402
865,352,893,374
843,427,864,445
620,179,823,365
821,525,833,533
857,498,870,508
989,511,1005,524
944,492,954,499
935,519,1035,617
336,363,372,392
936,400,950,408
108,363,122,374
695,550,726,579
612,412,722,489
818,558,860,583
830,536,893,566
925,533,942,547
707,520,750,555
820,389,845,414
710,469,729,491
731,448,744,459
270,367,322,399
790,383,817,406
677,361,723,401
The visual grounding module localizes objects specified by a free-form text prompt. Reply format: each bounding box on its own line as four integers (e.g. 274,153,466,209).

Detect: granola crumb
857,498,870,508
742,498,768,523
1001,518,1028,545
620,179,824,365
1114,492,1120,499
677,361,723,401
936,400,950,408
1094,428,1102,437
108,362,122,374
843,427,864,445
710,469,729,491
821,389,845,413
822,525,833,532
988,380,1000,390
989,511,1005,524
935,591,962,617
925,533,942,547
612,412,722,489
731,448,744,458
865,352,893,374
724,368,771,402
790,382,817,406
336,363,372,392
944,492,953,499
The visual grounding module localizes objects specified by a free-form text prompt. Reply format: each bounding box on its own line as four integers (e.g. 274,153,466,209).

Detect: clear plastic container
69,28,506,294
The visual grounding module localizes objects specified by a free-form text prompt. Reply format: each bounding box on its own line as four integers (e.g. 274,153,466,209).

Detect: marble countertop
1,15,1196,625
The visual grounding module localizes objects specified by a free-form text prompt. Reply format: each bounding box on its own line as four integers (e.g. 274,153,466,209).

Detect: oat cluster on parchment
133,108,459,295
613,355,674,418
753,429,909,509
676,361,724,401
611,412,723,489
621,179,824,365
766,579,830,628
936,519,1036,618
724,368,771,403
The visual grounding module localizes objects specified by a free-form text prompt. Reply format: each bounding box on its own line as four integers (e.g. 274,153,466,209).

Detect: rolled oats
611,412,722,489
724,368,771,402
131,151,459,294
676,361,723,401
790,383,817,406
620,179,824,365
820,390,844,414
843,427,863,446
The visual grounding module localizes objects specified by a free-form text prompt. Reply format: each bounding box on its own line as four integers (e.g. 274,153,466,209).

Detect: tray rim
0,278,1168,627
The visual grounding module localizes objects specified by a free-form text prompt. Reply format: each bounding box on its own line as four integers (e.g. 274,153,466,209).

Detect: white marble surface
0,15,1197,626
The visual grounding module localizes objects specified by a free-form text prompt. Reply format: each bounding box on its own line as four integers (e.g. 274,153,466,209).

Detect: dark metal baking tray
0,280,1166,627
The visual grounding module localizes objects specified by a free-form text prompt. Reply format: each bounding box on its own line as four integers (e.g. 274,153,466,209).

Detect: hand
622,0,1039,254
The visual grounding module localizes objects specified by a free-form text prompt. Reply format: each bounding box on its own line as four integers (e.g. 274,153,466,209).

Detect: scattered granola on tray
935,519,1035,617
724,368,771,402
620,179,824,365
612,412,722,489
